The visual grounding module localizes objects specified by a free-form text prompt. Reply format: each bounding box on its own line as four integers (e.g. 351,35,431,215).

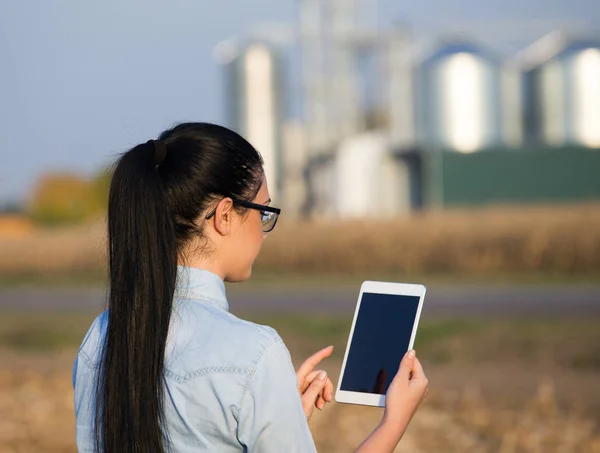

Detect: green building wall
423,147,600,207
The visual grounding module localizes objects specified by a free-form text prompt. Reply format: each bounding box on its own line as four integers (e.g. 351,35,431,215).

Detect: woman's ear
212,197,234,236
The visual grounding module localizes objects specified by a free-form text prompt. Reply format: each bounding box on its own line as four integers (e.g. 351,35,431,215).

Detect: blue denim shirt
73,266,318,452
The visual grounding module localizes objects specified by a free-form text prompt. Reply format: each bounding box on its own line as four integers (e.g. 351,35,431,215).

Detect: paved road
1,284,599,318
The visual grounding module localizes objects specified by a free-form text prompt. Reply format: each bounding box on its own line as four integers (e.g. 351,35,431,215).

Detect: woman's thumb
396,350,416,380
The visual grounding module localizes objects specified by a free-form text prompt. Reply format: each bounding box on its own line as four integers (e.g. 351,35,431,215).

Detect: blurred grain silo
215,39,285,199
382,25,417,151
416,38,522,153
520,31,600,148
332,132,420,218
280,120,308,218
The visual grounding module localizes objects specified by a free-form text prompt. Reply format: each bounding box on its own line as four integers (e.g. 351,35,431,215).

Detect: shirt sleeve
236,339,319,453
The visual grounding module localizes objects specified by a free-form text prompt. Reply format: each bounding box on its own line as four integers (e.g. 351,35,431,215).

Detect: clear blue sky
1,0,598,204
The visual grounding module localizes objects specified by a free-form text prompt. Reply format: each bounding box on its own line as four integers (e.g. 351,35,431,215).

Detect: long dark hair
96,123,264,453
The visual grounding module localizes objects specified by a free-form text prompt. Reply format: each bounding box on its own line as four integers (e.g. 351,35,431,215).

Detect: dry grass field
0,215,35,239
258,203,600,277
0,220,105,280
1,204,600,281
1,204,598,451
0,313,598,453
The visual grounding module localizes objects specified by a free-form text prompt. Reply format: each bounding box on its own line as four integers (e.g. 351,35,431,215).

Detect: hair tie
148,140,167,165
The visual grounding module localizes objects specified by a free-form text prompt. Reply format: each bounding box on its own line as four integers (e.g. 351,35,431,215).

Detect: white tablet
335,281,426,407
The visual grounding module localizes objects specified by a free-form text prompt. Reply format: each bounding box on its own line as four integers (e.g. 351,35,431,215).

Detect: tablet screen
340,292,420,395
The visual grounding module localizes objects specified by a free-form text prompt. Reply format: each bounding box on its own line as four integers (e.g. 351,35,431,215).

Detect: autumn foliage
28,170,111,225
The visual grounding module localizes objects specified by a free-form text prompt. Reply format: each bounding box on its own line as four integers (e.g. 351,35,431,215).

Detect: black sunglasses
205,198,281,233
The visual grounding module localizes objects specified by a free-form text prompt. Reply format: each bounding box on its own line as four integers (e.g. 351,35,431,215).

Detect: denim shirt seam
77,351,252,382
164,366,252,384
234,337,283,420
78,349,99,371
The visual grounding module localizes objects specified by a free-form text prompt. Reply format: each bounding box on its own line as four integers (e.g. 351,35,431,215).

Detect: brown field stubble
1,204,600,279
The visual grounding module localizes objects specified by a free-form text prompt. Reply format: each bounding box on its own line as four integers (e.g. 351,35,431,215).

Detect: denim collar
174,265,229,312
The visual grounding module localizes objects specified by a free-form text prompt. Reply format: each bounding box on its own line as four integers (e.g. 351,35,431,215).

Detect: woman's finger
296,346,334,383
302,370,328,416
410,356,426,380
300,369,323,394
395,350,416,381
302,372,334,405
303,370,323,388
324,376,334,402
316,396,325,410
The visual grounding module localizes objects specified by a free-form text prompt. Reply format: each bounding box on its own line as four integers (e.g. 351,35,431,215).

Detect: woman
73,122,428,452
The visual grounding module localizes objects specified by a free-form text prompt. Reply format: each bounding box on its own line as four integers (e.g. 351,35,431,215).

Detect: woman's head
98,122,276,453
156,122,271,281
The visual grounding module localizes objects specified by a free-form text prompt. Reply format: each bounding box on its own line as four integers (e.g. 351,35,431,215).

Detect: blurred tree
89,168,112,213
29,171,111,226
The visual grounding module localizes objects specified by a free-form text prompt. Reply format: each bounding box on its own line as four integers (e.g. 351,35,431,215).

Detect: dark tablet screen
340,292,420,395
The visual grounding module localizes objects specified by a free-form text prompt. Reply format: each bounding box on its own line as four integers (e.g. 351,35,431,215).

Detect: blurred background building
213,0,600,219
216,40,285,201
416,37,523,152
520,30,600,147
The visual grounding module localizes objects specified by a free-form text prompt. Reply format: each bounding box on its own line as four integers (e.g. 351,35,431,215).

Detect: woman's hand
352,350,429,453
296,346,335,421
382,350,429,429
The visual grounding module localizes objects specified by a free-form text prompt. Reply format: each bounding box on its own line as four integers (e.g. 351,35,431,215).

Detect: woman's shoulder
173,298,281,343
76,310,109,370
166,301,285,382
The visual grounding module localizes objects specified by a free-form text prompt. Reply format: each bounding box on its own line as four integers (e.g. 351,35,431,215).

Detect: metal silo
417,38,522,153
332,131,417,218
521,31,600,148
215,40,284,198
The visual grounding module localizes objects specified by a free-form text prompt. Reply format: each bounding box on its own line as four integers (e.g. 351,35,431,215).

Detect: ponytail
93,122,266,451
96,141,177,453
